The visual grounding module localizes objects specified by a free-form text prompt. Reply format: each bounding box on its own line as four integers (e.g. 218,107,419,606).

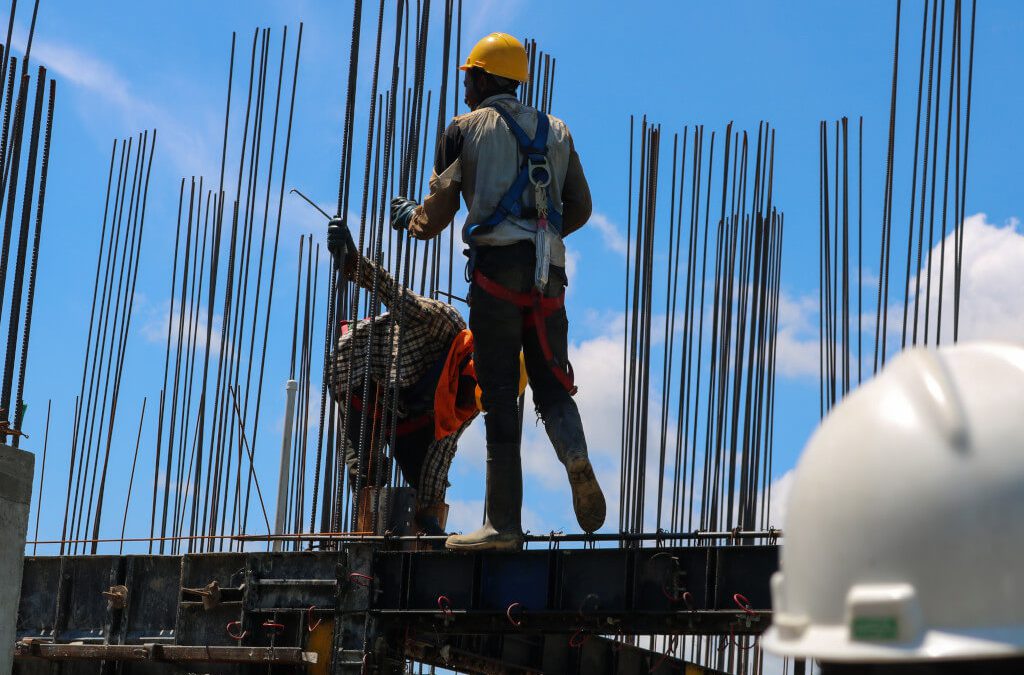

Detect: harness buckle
528,155,552,224
527,155,551,188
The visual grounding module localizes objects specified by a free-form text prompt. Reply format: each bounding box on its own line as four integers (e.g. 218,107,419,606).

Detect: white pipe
273,379,299,552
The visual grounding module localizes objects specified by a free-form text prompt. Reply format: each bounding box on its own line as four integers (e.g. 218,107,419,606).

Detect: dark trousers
342,386,431,492
470,241,578,455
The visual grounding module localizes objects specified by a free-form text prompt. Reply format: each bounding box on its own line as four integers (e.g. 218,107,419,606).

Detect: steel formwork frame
14,544,777,674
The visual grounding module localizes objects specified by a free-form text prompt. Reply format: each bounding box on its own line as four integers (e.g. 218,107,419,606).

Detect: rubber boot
413,503,449,551
414,503,449,537
540,399,606,533
445,444,523,551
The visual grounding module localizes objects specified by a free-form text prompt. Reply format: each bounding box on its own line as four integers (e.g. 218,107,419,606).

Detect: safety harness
461,103,563,243
348,392,433,438
464,102,577,396
472,269,577,395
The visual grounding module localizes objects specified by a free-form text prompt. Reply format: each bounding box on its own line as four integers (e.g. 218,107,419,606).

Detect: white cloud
465,0,525,44
445,497,552,536
563,245,580,298
452,212,1024,538
566,333,626,460
140,298,224,355
33,38,133,104
774,213,1024,382
13,34,218,176
912,213,1024,344
579,307,626,339
588,211,630,256
774,291,820,378
764,469,795,530
444,498,485,535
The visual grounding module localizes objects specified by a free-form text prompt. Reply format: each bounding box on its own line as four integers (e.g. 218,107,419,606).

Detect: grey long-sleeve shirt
408,93,592,266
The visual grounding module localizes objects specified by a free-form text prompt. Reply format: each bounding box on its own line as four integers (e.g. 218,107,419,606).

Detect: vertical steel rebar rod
13,76,53,439
119,398,148,554
31,398,49,555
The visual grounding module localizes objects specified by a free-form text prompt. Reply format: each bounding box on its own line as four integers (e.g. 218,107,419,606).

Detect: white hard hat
763,343,1024,663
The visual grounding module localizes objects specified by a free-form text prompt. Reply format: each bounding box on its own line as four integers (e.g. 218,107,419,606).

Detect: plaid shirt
329,253,472,505
329,255,466,397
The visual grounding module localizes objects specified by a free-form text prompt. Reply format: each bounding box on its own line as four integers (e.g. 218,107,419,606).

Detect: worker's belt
472,268,577,396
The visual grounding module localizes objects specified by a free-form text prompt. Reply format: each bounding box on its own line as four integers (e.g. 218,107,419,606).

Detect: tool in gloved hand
390,196,418,231
289,188,357,272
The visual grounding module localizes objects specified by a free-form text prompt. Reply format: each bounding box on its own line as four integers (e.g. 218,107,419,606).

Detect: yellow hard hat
459,32,529,83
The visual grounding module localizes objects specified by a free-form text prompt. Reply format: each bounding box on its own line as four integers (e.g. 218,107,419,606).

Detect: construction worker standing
390,32,605,551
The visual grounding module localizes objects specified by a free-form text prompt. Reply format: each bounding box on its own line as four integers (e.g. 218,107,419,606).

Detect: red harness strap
472,269,577,396
348,393,433,437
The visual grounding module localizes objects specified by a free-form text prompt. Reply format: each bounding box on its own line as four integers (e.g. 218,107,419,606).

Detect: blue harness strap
463,103,563,243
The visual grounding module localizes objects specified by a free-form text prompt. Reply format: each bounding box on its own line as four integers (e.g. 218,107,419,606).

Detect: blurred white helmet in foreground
763,343,1024,665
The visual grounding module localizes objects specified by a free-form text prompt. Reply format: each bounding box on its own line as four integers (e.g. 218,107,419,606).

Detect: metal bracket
102,585,128,611
181,581,221,611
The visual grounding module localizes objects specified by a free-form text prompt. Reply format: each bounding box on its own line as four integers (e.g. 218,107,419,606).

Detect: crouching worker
325,220,503,536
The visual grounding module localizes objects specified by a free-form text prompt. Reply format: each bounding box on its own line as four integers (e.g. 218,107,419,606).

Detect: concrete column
0,444,34,673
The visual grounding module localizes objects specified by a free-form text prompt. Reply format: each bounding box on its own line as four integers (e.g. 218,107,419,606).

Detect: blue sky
14,0,1024,553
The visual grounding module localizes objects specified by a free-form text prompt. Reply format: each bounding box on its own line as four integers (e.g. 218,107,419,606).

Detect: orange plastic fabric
434,329,478,440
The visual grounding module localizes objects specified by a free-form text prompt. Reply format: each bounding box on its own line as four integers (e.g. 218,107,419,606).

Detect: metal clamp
647,552,687,603
182,581,221,610
102,585,128,611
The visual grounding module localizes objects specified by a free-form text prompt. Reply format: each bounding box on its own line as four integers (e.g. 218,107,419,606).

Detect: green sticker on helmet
852,616,900,641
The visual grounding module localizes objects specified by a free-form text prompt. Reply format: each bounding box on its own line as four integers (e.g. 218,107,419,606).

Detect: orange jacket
433,329,478,440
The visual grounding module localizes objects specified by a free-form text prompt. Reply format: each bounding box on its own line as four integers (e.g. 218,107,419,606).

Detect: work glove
390,196,418,232
326,217,357,273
